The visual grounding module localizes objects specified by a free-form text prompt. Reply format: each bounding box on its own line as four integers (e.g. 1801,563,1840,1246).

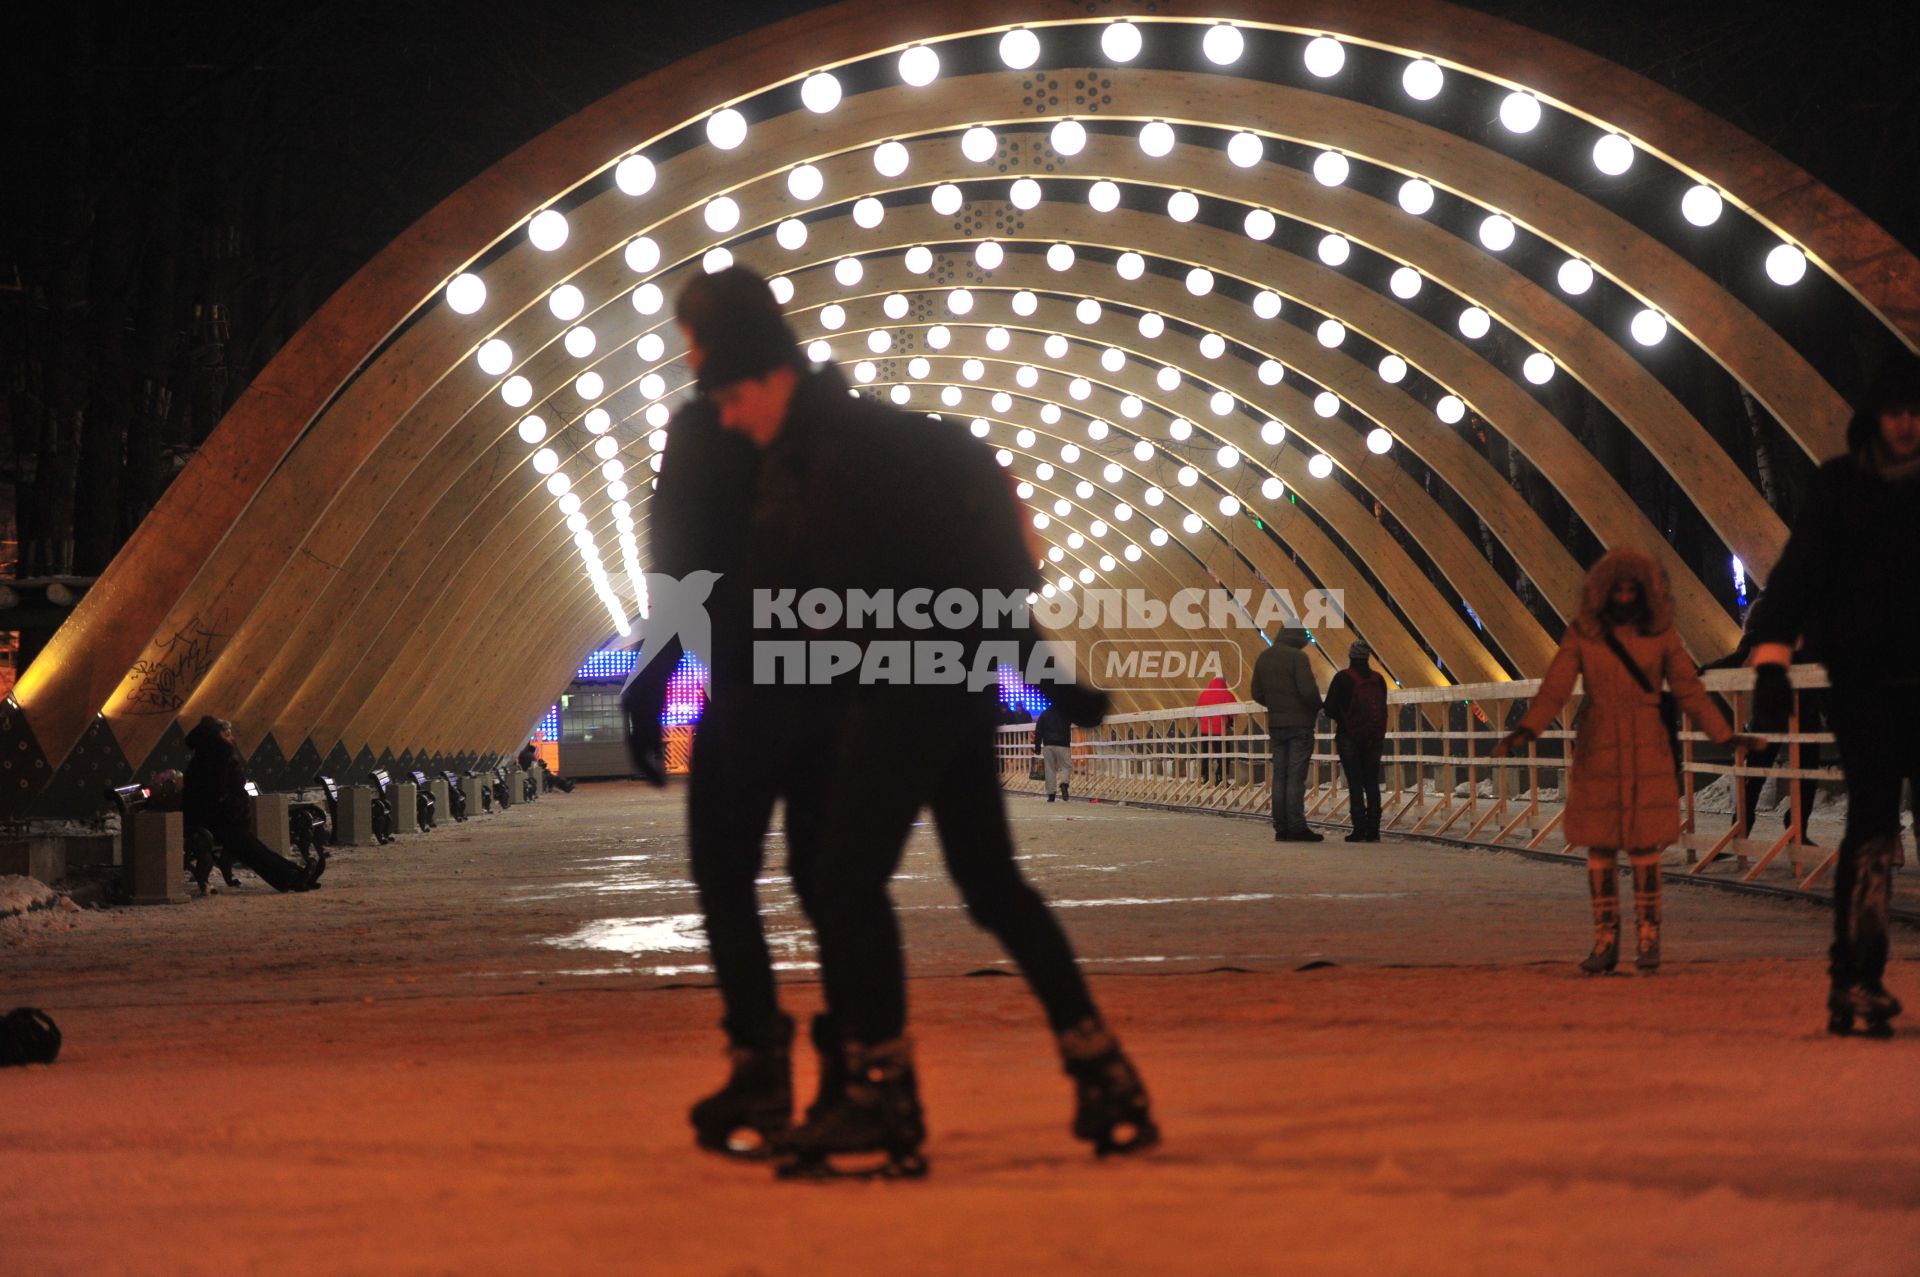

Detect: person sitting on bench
184,716,325,893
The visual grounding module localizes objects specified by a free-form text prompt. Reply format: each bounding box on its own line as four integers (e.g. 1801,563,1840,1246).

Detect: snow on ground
0,782,1913,1276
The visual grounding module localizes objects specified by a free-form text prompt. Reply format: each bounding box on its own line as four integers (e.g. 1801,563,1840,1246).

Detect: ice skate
1059,1018,1160,1158
690,1021,792,1159
1579,923,1619,975
1826,985,1901,1039
774,1038,927,1180
1634,920,1661,972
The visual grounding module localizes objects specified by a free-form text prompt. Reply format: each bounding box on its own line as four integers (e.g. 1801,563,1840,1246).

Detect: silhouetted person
184,716,323,893
1035,701,1074,801
1252,627,1323,842
1323,641,1388,843
1745,358,1920,1036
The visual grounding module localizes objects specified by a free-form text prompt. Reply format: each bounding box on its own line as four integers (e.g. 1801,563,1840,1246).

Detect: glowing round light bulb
1138,313,1165,339
476,339,512,376
776,218,808,250
1313,392,1340,418
974,420,992,439
1186,268,1215,296
1499,91,1542,133
1016,428,1036,448
1182,513,1204,534
1630,308,1669,346
528,209,568,251
502,376,532,408
1158,368,1182,392
546,473,571,497
1068,378,1092,401
1398,178,1436,216
1378,354,1408,384
787,164,824,201
961,126,997,163
1198,332,1226,359
1403,58,1444,100
1133,440,1155,462
1260,421,1287,447
1150,527,1169,546
1167,190,1199,222
1010,178,1042,210
1458,307,1492,339
868,329,892,354
1258,360,1285,386
834,257,864,287
574,371,602,399
963,358,986,381
1436,394,1466,423
949,288,975,315
1308,453,1334,479
769,275,792,306
1682,185,1724,227
636,333,665,362
1217,445,1241,469
1303,35,1345,77
873,141,910,177
531,447,559,474
1000,28,1041,70
1479,214,1516,252
1312,150,1350,187
1318,234,1351,267
1088,180,1121,212
614,155,655,196
801,71,842,114
625,236,661,273
1012,290,1038,316
1139,121,1175,158
1051,118,1087,155
853,198,884,229
548,285,584,321
705,108,747,150
1261,476,1285,501
995,450,1013,467
516,415,547,444
702,196,740,233
1061,442,1082,463
1558,258,1595,295
638,372,666,400
1101,347,1125,372
1227,132,1263,168
987,327,1011,351
1120,395,1143,417
1209,390,1234,416
1075,298,1102,324
1202,22,1245,64
588,409,614,434
1244,208,1277,241
926,323,949,347
1102,20,1142,62
1765,243,1808,285
974,240,1005,270
1523,353,1556,385
595,436,619,461
1116,250,1145,280
852,360,876,384
1593,133,1635,176
1168,417,1192,440
1253,290,1283,319
1390,266,1423,299
904,246,934,273
820,304,846,330
898,45,940,87
1317,319,1347,348
445,273,485,314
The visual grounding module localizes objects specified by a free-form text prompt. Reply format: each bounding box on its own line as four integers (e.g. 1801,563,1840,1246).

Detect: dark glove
1750,664,1792,735
1049,681,1110,728
1491,726,1536,758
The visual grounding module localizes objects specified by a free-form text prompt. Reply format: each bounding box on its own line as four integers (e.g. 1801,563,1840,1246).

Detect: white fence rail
998,665,1876,901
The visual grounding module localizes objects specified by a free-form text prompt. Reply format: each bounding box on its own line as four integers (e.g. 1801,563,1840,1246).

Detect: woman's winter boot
1580,851,1620,974
1630,850,1662,971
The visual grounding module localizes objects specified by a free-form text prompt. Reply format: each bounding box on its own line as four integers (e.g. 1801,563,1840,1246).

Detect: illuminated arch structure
6,0,1915,815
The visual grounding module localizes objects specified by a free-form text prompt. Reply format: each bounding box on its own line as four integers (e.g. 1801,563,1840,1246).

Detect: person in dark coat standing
183,716,322,893
1250,627,1324,842
1744,358,1920,1036
1323,641,1388,843
1034,701,1074,801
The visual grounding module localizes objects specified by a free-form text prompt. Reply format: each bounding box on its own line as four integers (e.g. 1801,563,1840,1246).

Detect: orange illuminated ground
2,783,1914,1274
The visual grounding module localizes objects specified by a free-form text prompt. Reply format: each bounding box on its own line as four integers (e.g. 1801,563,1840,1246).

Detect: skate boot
1826,985,1900,1039
774,1037,927,1180
1630,851,1662,972
689,1017,793,1158
1634,920,1661,972
803,1014,849,1124
1059,1018,1160,1157
1579,923,1620,975
1060,783,1069,802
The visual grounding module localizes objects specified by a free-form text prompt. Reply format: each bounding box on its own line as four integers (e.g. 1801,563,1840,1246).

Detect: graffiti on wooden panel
124,617,226,713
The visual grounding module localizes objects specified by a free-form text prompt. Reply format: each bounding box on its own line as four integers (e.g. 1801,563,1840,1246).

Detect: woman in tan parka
1493,550,1758,973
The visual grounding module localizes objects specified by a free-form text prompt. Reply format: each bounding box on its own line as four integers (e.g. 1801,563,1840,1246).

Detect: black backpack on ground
0,1007,61,1067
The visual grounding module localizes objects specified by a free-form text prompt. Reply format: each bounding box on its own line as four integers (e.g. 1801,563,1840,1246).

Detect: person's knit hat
1348,640,1373,663
674,265,803,392
1847,355,1920,451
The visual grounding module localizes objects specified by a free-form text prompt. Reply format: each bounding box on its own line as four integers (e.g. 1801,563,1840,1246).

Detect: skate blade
774,1149,929,1181
1093,1119,1162,1158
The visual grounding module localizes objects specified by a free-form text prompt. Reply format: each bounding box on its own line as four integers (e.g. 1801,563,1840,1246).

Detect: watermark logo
1091,639,1245,693
630,570,723,676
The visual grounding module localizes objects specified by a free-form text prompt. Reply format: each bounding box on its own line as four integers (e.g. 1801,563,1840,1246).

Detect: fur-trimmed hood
1573,548,1673,638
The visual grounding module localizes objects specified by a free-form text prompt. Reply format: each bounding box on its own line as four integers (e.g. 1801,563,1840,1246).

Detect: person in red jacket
1195,676,1236,786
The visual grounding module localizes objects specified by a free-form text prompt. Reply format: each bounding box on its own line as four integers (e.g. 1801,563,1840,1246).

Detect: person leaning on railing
183,716,325,893
1742,357,1920,1038
1493,551,1757,975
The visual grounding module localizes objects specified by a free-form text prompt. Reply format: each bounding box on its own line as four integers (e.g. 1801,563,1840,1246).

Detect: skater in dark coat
1251,628,1324,842
1744,357,1920,1036
1494,552,1753,973
1323,642,1388,843
183,717,322,892
1034,701,1074,800
664,268,1153,1172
